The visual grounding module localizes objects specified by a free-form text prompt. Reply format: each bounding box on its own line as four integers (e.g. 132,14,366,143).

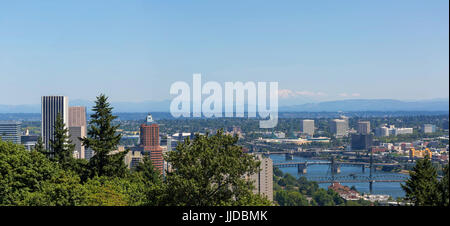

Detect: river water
270,154,406,198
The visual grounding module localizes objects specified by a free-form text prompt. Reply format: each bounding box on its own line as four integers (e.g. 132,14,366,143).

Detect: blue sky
0,0,448,105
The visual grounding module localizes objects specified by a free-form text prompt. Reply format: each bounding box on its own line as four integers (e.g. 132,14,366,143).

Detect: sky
0,0,448,105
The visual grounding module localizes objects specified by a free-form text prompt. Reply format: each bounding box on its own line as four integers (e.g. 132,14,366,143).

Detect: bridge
305,174,409,184
274,155,409,193
273,161,400,174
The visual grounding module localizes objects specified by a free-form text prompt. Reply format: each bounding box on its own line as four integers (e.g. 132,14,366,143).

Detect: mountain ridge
0,98,448,113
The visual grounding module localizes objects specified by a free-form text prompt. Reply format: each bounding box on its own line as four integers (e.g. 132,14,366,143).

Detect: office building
351,134,373,150
300,119,315,136
375,126,389,137
357,121,371,135
68,106,87,159
21,135,39,150
124,150,144,169
393,127,413,135
41,96,69,151
330,119,348,138
423,124,436,134
248,154,273,202
0,121,21,144
139,113,163,174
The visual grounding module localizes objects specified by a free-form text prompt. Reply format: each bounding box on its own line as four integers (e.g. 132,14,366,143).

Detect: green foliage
273,170,370,206
401,156,441,206
34,136,45,154
81,94,128,178
135,155,162,185
275,190,309,206
50,113,75,166
0,141,84,206
161,130,271,206
438,164,449,206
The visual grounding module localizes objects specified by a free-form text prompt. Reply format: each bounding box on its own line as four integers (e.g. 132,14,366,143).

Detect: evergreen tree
135,155,161,185
401,156,440,206
439,164,449,206
81,94,128,178
50,113,75,166
34,136,46,154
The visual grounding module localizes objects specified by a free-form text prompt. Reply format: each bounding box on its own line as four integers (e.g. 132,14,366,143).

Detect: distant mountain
0,100,172,113
279,99,449,112
0,98,448,113
0,104,40,113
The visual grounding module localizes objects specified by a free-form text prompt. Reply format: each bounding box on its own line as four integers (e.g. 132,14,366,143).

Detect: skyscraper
330,119,348,138
0,121,21,144
41,96,69,151
249,154,273,201
351,134,373,150
139,113,163,174
357,121,371,135
68,106,87,159
300,119,315,136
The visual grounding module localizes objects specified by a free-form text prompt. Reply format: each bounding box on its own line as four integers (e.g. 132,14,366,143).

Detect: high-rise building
351,134,373,150
139,113,163,174
68,106,87,159
330,119,348,138
357,121,371,135
249,154,273,201
41,96,69,151
0,121,21,144
423,124,436,134
300,119,315,136
375,126,389,137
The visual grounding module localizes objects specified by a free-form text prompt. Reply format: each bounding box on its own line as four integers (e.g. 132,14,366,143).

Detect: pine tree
34,136,46,153
439,164,449,206
50,113,75,166
401,156,440,206
80,94,128,178
135,155,161,184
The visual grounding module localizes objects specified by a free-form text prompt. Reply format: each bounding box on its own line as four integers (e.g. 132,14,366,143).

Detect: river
270,154,407,198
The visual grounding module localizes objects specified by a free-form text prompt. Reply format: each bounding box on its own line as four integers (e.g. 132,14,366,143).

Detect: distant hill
279,99,449,112
0,98,448,113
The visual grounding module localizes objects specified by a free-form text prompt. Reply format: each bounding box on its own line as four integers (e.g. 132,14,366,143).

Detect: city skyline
1,0,449,105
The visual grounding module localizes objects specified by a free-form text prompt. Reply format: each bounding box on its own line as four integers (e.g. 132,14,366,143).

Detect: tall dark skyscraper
351,134,373,150
41,96,69,151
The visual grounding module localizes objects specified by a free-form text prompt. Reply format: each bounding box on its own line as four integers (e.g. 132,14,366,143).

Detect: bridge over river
273,161,400,174
272,157,409,193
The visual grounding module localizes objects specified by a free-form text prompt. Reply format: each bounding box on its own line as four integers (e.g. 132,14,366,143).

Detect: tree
438,164,449,206
401,156,440,206
312,189,335,206
0,140,85,206
80,94,128,178
135,155,161,185
50,113,75,166
275,190,309,206
161,130,271,206
34,135,48,157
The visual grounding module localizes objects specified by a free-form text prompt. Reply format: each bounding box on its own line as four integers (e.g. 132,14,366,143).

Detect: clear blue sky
0,0,448,105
